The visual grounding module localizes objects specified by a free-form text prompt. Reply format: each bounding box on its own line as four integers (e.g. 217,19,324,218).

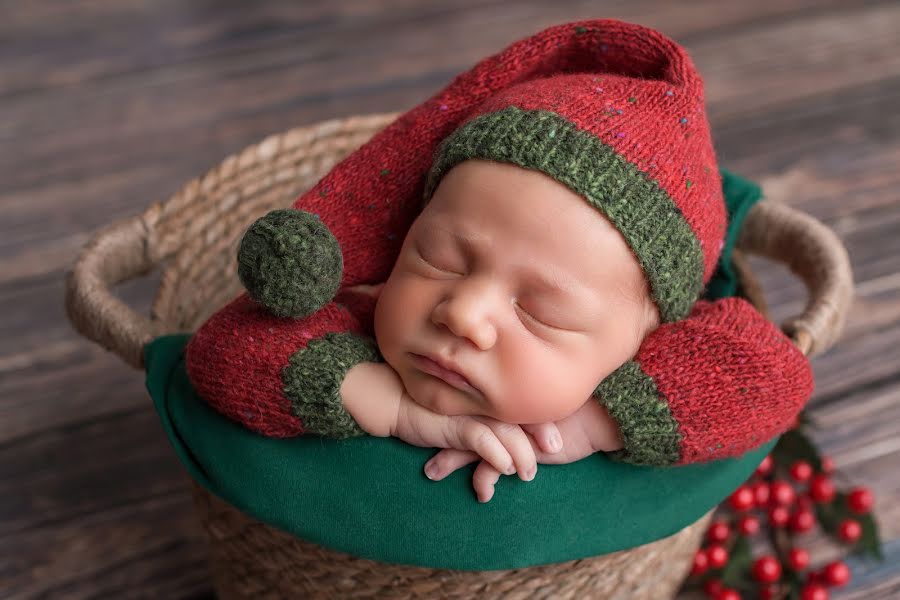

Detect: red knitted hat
422,25,726,323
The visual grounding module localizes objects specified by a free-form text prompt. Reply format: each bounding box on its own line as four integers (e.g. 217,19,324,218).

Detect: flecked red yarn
612,297,815,464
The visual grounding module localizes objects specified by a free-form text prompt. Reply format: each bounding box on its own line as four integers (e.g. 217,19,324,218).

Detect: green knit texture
593,361,682,465
422,106,704,323
237,208,343,319
282,332,383,439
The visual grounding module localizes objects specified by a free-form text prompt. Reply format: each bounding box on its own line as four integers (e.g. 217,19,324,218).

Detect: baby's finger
485,420,537,482
451,419,516,476
424,449,480,481
472,460,502,503
521,422,563,454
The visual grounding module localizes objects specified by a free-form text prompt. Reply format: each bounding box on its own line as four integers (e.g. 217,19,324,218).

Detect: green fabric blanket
144,168,770,570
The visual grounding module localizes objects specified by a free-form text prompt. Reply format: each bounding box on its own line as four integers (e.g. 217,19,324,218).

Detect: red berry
838,519,862,543
703,578,723,597
801,583,829,600
752,481,770,507
756,454,774,476
820,455,835,474
707,544,729,569
769,506,790,528
715,589,741,600
847,487,874,514
809,475,836,503
737,515,760,536
822,560,851,587
729,484,755,511
796,493,814,511
691,548,709,576
790,460,813,482
707,521,731,543
789,509,816,533
770,480,796,506
752,555,783,583
788,547,811,571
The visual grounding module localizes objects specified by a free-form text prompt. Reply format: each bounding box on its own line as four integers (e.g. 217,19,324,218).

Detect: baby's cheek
495,343,586,423
373,276,414,366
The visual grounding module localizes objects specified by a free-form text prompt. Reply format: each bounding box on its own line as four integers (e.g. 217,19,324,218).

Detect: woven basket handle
738,199,854,357
65,205,168,370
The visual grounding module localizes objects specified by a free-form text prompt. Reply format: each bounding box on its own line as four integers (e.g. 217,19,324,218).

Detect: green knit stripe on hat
422,106,705,324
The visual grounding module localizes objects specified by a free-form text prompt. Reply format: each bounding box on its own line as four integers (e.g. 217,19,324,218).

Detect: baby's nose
433,287,499,349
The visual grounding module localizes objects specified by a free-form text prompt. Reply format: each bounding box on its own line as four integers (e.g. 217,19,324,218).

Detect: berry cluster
682,423,882,600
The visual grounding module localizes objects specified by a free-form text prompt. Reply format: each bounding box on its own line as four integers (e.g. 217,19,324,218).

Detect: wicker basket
65,111,853,599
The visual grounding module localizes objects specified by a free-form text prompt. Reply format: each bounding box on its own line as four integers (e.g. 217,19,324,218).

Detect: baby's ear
643,294,662,336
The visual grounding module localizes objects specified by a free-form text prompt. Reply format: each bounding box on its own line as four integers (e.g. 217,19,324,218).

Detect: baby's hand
424,399,617,502
424,422,563,503
391,389,556,484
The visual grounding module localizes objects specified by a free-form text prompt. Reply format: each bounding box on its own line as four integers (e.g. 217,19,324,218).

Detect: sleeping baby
185,19,814,503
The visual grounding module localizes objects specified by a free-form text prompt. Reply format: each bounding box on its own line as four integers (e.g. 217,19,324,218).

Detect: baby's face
373,160,660,424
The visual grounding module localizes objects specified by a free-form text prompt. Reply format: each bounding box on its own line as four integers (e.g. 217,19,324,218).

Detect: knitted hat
235,19,726,325
421,33,726,324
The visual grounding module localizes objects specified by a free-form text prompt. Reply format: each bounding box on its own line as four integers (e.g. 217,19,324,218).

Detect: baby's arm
342,358,562,481
593,296,814,466
187,288,553,481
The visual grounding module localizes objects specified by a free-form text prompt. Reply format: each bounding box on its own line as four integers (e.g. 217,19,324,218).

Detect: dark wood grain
2,1,898,598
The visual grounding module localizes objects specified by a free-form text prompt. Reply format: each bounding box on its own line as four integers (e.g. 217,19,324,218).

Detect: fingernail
504,463,516,476
524,467,536,481
425,463,437,480
549,433,561,452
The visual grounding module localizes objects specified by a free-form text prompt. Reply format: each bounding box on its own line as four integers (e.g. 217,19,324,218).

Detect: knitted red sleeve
184,291,379,438
594,296,815,466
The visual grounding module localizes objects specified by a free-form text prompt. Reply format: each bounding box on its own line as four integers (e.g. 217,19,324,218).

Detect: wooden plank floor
2,1,898,597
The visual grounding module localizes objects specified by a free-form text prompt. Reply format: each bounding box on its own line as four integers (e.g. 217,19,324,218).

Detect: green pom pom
237,209,343,318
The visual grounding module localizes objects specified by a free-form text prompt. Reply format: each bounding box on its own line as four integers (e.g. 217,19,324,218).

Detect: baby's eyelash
515,302,556,330
416,253,456,274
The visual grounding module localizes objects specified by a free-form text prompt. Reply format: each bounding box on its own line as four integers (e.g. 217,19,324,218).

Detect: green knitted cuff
282,332,383,439
593,361,682,466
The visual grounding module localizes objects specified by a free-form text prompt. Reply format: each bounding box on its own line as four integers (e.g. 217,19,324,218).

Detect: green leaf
814,493,845,533
779,548,806,599
772,428,822,472
720,535,754,590
852,512,885,561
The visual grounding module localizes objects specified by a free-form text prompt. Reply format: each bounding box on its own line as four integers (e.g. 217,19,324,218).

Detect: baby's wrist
341,361,402,438
585,397,625,453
